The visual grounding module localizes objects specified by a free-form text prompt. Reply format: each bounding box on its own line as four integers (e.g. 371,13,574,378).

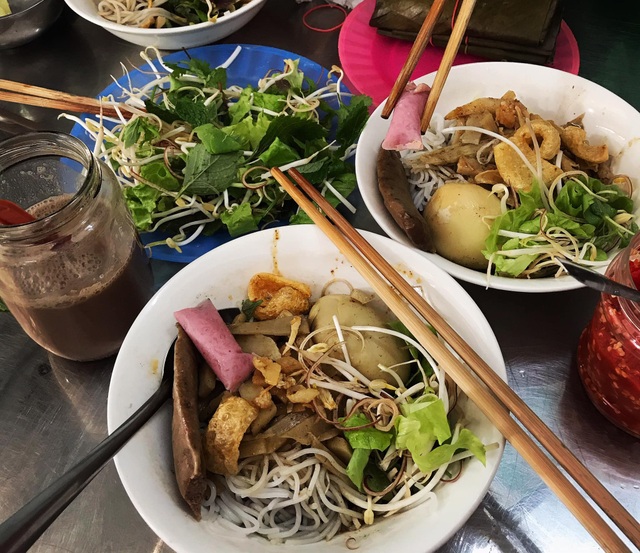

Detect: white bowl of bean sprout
356,62,640,293
63,0,266,49
107,225,505,553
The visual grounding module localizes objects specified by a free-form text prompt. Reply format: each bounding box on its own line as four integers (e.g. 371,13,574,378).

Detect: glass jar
577,233,640,438
0,132,153,361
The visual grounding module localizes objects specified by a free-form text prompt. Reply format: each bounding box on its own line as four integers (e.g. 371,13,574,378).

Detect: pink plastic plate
339,0,580,106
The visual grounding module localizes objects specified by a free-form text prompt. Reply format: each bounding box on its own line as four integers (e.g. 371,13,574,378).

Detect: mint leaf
144,100,181,124
174,97,218,127
121,118,159,148
335,95,372,154
182,145,240,195
167,59,227,89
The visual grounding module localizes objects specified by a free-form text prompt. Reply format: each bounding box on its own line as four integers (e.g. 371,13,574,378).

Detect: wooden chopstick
271,167,637,553
420,0,476,132
285,167,640,548
0,79,139,118
380,0,447,119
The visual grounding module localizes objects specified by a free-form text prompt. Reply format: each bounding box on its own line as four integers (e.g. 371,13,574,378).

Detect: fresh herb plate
71,44,351,263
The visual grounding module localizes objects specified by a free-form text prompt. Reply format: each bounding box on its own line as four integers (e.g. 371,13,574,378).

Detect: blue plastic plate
71,44,342,263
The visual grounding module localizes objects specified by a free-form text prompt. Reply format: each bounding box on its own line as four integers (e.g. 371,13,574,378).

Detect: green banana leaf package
369,0,562,64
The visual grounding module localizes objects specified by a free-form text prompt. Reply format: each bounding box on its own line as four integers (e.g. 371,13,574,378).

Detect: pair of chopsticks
0,79,139,119
381,0,476,132
271,167,640,553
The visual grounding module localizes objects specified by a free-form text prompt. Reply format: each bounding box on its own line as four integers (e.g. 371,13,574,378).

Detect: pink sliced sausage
174,300,254,392
382,82,431,151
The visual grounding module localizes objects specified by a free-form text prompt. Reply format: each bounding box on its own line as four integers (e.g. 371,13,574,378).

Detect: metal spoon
0,340,176,553
558,258,640,302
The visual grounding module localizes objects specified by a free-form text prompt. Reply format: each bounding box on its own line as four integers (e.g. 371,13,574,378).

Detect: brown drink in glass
0,132,153,361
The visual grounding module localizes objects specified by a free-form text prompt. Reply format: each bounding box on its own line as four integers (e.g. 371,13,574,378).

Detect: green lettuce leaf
411,429,486,474
258,137,300,167
220,202,259,237
343,413,393,491
123,184,161,231
223,114,270,150
139,161,180,191
346,448,371,491
195,124,242,154
395,394,485,474
254,115,326,157
342,413,393,451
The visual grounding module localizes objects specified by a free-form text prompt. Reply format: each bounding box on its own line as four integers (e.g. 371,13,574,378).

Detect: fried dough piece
513,119,561,160
560,125,609,164
172,325,207,520
494,135,563,190
248,273,311,321
445,91,528,129
204,395,258,476
406,142,481,166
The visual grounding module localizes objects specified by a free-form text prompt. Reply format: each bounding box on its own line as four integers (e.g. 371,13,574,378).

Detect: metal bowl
0,0,64,49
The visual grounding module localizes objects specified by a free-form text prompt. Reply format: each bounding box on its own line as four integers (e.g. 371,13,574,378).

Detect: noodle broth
107,225,505,553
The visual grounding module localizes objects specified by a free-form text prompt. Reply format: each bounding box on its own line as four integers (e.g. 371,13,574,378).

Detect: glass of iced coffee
0,132,154,361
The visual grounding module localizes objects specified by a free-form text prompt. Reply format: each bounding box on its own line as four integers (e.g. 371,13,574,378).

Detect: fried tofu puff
204,395,258,476
247,273,311,321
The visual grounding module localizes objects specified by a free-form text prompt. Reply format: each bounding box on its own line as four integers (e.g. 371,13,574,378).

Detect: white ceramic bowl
63,0,266,49
107,225,506,553
356,62,640,293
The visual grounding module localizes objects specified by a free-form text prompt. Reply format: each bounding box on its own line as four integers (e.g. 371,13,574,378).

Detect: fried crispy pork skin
377,148,435,252
174,299,254,392
172,325,206,520
381,82,430,151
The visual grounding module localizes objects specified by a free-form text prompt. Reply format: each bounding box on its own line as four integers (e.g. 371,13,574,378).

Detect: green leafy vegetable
89,53,371,247
182,146,241,195
484,176,637,277
343,413,393,490
0,297,8,312
195,124,243,154
121,118,160,148
395,394,485,474
220,202,259,237
346,448,371,491
342,413,393,451
241,299,262,320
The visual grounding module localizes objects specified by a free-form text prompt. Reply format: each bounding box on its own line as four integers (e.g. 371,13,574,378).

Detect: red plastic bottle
577,234,640,438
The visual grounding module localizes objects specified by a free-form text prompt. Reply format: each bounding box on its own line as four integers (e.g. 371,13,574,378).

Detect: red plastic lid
339,0,581,107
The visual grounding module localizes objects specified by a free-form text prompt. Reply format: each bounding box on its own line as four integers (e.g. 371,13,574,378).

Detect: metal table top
0,0,638,551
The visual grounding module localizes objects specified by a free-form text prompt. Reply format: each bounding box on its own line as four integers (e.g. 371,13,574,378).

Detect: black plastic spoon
0,341,176,553
559,258,640,303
